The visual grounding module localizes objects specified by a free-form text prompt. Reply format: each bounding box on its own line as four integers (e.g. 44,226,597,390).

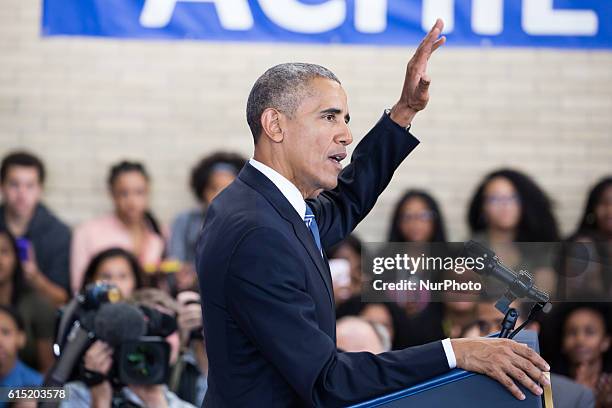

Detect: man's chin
321,178,339,192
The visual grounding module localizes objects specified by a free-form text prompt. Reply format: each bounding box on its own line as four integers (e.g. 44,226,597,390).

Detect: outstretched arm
309,20,446,247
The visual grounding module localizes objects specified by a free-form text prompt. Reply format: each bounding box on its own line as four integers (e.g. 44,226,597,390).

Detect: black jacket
196,112,450,407
0,203,71,292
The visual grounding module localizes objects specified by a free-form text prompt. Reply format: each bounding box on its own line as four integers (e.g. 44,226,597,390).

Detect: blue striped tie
304,205,323,254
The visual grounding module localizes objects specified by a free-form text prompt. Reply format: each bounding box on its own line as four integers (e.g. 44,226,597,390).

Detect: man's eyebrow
320,107,350,123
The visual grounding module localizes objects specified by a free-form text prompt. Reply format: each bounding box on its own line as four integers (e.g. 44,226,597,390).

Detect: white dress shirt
249,158,306,219
248,158,457,369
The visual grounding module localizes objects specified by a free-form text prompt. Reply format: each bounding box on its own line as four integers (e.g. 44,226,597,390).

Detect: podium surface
349,330,548,408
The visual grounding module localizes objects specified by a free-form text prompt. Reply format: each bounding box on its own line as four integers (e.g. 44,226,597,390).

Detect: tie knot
304,205,315,227
303,204,322,254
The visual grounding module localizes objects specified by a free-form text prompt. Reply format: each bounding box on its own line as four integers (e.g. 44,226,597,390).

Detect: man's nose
338,124,353,146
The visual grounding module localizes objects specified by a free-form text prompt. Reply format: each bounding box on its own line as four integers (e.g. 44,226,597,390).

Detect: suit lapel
290,220,334,306
238,163,334,307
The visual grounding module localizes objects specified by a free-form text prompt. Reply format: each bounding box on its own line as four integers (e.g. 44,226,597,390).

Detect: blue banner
42,0,612,49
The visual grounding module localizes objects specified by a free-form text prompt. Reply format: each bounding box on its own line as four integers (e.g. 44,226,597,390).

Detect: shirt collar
249,158,306,219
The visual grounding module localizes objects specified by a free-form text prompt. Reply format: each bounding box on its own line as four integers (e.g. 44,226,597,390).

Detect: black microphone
94,302,147,347
464,240,550,305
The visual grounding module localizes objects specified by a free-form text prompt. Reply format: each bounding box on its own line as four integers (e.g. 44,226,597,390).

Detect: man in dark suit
197,19,550,407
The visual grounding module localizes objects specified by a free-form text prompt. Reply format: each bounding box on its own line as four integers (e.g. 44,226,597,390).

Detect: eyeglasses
400,211,435,222
484,194,521,206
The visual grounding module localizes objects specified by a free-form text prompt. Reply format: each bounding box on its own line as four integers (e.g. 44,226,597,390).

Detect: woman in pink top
71,161,165,294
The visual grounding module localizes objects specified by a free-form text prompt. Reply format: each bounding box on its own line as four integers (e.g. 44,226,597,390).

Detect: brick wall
1,0,610,242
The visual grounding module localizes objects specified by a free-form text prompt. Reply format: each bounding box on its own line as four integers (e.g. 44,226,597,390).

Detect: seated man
0,151,70,306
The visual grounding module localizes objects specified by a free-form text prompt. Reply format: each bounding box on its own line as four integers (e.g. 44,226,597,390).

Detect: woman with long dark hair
467,168,560,293
387,189,447,243
71,161,165,293
574,177,612,240
468,168,559,242
80,247,144,299
557,176,612,298
0,228,55,373
385,190,448,317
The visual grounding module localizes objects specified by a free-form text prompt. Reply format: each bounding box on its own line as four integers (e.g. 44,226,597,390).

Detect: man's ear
260,108,284,143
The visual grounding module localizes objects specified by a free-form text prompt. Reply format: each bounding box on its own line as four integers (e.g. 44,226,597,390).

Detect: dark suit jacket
196,113,450,407
0,203,71,292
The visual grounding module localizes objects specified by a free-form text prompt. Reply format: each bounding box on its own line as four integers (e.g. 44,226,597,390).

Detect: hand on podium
451,337,551,400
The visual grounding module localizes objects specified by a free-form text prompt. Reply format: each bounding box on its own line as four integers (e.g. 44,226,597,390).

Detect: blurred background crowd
1,0,611,407
0,150,609,407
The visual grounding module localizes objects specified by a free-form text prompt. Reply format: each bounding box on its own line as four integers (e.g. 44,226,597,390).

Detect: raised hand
390,18,446,127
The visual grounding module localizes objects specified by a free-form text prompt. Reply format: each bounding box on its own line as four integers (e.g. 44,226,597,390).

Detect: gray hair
246,63,341,143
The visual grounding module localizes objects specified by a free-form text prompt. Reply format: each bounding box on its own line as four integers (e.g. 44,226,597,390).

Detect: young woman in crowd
387,189,447,243
168,152,245,292
468,168,559,242
557,177,612,298
79,247,144,299
386,190,448,318
467,168,560,293
558,303,612,407
574,177,612,241
71,161,165,294
0,228,55,373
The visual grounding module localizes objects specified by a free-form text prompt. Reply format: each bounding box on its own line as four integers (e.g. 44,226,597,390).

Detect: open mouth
328,152,347,166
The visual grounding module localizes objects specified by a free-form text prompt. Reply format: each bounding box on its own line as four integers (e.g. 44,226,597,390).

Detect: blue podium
349,331,551,408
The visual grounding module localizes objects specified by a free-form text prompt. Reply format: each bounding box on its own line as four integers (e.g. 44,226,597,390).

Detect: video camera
45,282,176,389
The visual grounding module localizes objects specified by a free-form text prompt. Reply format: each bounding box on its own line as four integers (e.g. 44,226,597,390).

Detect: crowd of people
0,149,609,407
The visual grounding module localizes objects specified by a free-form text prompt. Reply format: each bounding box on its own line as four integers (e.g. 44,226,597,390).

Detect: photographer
60,289,195,408
135,289,207,407
169,291,208,406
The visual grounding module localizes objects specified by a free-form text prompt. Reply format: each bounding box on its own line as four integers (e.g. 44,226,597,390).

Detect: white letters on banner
421,0,598,36
140,0,598,37
140,0,253,29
